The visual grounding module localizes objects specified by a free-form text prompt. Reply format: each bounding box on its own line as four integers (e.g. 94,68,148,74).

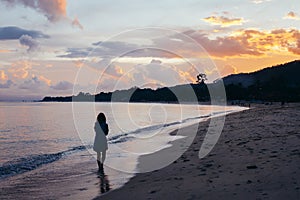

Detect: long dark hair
97,112,106,123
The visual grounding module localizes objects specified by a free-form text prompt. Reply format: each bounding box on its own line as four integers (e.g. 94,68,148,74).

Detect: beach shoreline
1,103,299,199
97,103,300,200
0,104,244,199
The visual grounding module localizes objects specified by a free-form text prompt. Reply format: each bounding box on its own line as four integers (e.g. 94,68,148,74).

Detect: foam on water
0,145,87,179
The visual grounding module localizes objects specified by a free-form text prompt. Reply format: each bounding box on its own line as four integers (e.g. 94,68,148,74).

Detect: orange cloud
8,60,38,79
4,0,85,30
37,0,67,21
232,29,300,55
45,64,53,68
0,70,8,81
187,30,262,57
72,17,84,30
284,11,300,20
201,63,237,78
203,15,245,27
186,28,300,58
288,39,300,55
73,60,84,68
115,65,124,75
0,49,12,53
176,65,199,83
178,69,195,83
39,75,52,86
3,0,67,22
218,64,237,76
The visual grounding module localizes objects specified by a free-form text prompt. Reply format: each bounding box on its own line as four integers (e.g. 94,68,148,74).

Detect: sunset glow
0,0,299,100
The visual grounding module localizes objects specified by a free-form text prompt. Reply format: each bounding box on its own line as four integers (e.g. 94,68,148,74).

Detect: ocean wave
0,129,11,133
0,145,87,180
108,113,212,145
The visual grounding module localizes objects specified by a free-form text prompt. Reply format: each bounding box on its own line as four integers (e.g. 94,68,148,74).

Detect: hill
223,60,300,101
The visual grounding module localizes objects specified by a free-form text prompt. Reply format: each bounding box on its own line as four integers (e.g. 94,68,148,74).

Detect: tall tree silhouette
196,73,207,84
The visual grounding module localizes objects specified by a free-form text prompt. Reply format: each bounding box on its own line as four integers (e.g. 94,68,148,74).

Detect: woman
93,112,109,171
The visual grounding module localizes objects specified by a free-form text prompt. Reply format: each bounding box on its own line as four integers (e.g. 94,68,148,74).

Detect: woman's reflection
97,168,110,194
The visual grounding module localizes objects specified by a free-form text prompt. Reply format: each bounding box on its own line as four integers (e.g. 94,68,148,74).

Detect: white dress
93,122,108,152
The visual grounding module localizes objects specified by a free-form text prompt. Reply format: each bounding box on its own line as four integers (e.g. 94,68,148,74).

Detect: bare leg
101,150,106,164
96,152,102,171
97,152,101,162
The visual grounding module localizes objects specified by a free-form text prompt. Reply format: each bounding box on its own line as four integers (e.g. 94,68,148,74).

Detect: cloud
0,26,49,40
72,17,83,30
58,41,138,58
93,59,196,91
284,11,300,20
178,28,300,57
60,31,259,61
0,70,8,81
203,15,245,27
104,63,124,78
45,64,53,68
217,64,237,76
19,34,39,52
59,41,172,59
19,76,45,90
92,41,140,56
2,1,84,29
2,0,67,22
58,47,90,58
288,39,300,55
130,59,189,88
0,70,12,89
0,49,13,53
0,80,13,88
234,29,300,56
152,30,261,58
59,28,300,61
250,0,271,4
73,60,84,68
39,75,51,86
150,59,162,64
9,63,29,79
193,33,261,57
17,75,51,91
8,60,39,79
51,81,73,90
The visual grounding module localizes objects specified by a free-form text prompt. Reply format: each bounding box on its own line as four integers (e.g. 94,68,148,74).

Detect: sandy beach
98,103,300,200
1,104,299,199
1,1,299,199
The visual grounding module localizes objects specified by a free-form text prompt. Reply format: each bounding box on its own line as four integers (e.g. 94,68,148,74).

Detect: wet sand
0,147,132,199
98,104,300,200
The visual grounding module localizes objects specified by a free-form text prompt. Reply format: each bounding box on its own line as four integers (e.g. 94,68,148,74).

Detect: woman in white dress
93,112,109,171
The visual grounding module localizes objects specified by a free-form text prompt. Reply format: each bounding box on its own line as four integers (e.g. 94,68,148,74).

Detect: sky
0,0,299,100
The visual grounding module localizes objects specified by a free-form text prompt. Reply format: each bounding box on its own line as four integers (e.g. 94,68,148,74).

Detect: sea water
0,102,245,196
